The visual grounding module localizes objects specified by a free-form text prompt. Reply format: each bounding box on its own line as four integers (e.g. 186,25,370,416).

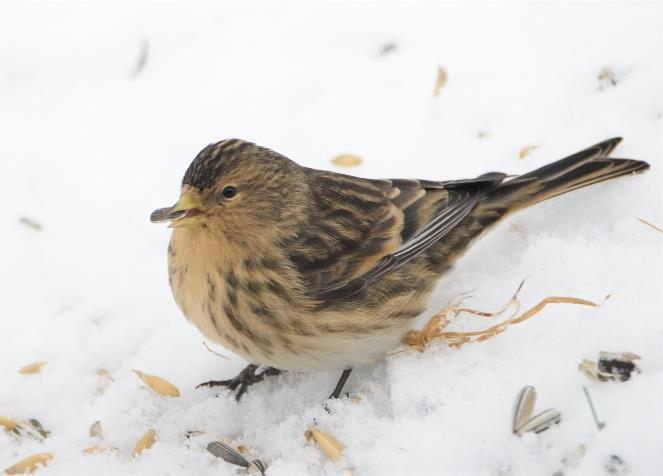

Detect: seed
133,429,156,457
0,416,18,431
207,441,249,467
19,362,46,374
132,369,180,397
433,66,448,96
517,409,561,434
512,386,561,435
305,427,344,461
4,453,53,474
331,154,363,168
89,421,103,439
518,144,539,159
82,446,118,455
512,386,536,434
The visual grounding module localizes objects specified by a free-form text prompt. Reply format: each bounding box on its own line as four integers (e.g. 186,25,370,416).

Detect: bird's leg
197,364,282,401
329,368,353,399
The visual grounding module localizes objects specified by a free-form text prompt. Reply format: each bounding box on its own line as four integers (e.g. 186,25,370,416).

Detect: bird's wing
290,169,505,302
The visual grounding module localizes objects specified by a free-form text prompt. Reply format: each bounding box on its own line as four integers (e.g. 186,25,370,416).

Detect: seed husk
579,359,613,382
19,362,46,374
89,421,103,439
207,441,249,467
96,369,114,394
512,386,536,434
518,144,539,159
207,441,267,475
512,386,562,435
517,409,561,434
331,154,363,168
133,429,156,457
433,66,448,96
132,369,180,397
579,352,641,382
4,453,53,474
13,419,49,441
0,416,18,431
305,427,344,461
82,446,118,455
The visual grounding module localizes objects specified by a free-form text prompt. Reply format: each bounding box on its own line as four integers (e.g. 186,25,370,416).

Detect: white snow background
0,2,661,475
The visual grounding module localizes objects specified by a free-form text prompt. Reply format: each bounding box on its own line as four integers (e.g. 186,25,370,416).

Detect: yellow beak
150,190,206,228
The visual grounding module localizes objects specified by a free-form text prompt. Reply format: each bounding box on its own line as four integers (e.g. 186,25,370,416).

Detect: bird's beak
150,190,206,228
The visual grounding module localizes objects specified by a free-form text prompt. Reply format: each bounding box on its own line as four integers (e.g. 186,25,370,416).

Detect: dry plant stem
402,278,601,352
401,281,525,352
437,296,598,343
637,217,663,234
454,279,526,319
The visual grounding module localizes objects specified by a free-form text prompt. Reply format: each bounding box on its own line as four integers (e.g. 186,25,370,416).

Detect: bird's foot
197,364,281,401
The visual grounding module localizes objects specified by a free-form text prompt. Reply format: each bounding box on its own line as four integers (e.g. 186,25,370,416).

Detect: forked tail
486,137,649,213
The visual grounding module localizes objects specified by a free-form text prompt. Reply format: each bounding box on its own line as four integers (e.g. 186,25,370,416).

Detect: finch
151,137,648,400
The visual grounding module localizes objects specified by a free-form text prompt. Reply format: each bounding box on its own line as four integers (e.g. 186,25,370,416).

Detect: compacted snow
0,2,661,475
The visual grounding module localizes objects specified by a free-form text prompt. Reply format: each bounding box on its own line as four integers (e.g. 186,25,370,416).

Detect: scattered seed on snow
331,154,363,168
0,416,18,431
132,369,180,397
19,362,46,374
4,453,53,475
133,429,156,457
579,352,640,382
305,427,344,461
89,421,103,439
206,441,267,475
512,386,561,435
82,446,118,455
433,66,448,96
598,66,618,89
518,144,539,159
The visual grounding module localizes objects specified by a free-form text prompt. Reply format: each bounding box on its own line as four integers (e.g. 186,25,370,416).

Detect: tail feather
536,157,649,202
515,137,623,183
422,137,648,275
487,138,649,213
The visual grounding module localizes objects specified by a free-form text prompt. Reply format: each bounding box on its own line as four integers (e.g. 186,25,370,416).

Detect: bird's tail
484,137,649,215
426,138,649,275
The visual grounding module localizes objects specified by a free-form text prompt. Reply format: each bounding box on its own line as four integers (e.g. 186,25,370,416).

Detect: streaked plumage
152,137,648,393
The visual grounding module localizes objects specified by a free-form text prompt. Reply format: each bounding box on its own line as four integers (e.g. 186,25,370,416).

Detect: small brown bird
151,138,648,400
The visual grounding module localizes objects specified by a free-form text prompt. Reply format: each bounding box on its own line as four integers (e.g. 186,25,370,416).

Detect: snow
0,2,661,475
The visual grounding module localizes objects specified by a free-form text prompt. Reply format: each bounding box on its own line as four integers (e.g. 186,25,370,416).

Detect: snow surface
1,2,661,475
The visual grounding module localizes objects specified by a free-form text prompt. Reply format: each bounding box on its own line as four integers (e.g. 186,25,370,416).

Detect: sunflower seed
512,386,536,434
207,441,267,475
512,386,561,435
518,409,561,434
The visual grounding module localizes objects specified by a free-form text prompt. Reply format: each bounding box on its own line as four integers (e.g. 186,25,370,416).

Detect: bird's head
151,139,311,242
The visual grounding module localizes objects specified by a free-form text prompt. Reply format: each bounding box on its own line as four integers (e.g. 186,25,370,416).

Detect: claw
197,364,281,401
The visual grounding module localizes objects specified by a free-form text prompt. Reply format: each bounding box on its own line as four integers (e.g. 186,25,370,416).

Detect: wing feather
290,169,505,302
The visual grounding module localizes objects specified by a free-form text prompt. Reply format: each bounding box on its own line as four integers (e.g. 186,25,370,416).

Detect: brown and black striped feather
289,169,505,301
290,138,647,303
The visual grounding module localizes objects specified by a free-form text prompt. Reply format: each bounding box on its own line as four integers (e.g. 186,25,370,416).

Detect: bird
151,137,648,401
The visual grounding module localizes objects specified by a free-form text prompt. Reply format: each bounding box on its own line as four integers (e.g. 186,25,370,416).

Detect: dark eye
221,186,237,199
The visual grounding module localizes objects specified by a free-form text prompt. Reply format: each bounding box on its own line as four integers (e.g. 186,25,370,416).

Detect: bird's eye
221,186,237,199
